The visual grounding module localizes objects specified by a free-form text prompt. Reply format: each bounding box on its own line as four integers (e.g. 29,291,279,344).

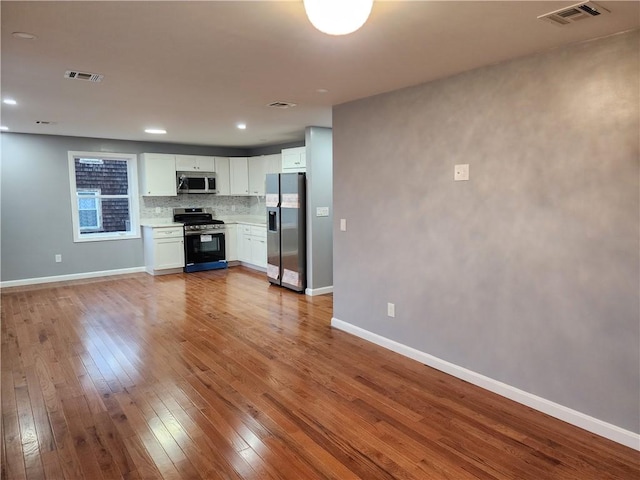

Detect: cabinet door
236,225,251,262
251,236,267,268
225,224,238,261
140,153,177,196
175,155,198,171
230,157,249,195
175,155,215,172
281,147,306,172
265,154,282,174
154,238,184,269
248,156,268,196
196,156,215,172
215,157,230,195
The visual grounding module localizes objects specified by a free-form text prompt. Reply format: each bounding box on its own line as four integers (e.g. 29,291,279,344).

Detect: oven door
184,230,227,271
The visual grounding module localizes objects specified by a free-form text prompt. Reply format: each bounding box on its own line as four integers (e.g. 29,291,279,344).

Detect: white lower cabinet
225,224,238,262
142,226,185,275
236,224,267,269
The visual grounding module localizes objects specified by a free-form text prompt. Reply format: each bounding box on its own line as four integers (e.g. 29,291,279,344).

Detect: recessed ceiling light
3,99,17,105
237,123,247,130
316,88,329,94
0,126,9,131
145,128,167,134
12,31,37,40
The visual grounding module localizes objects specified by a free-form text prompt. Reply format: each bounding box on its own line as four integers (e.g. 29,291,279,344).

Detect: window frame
68,151,140,243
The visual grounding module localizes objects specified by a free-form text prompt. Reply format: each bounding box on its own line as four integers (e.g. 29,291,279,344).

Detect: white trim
0,267,146,289
331,317,640,451
305,285,333,296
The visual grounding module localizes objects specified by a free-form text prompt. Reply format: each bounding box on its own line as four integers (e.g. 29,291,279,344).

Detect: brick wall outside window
75,159,131,233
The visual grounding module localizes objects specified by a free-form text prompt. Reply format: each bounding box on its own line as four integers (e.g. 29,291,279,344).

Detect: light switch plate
316,207,329,217
454,164,470,181
340,219,347,231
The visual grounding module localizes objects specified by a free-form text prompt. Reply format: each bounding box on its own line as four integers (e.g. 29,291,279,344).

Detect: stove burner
172,207,224,227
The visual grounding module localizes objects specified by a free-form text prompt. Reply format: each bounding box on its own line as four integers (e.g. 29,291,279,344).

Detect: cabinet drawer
250,226,266,238
152,227,184,239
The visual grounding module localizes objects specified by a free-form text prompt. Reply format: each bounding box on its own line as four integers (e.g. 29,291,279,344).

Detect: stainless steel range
173,208,227,272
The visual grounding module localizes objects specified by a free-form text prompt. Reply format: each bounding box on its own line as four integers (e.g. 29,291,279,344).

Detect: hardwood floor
1,267,638,479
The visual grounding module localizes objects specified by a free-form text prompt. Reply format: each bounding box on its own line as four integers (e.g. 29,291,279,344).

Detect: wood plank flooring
2,267,638,479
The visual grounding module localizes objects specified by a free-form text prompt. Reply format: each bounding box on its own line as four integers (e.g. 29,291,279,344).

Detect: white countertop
140,215,266,228
219,215,266,226
140,220,184,228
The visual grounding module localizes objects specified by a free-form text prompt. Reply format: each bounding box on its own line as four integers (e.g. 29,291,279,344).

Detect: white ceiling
1,1,638,148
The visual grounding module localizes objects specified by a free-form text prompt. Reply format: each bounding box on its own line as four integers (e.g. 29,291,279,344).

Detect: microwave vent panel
538,1,610,26
64,70,104,82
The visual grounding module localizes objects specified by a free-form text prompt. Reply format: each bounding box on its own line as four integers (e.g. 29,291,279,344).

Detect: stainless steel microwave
176,172,217,194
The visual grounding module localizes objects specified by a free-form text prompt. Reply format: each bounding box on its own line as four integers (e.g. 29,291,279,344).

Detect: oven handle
184,230,225,237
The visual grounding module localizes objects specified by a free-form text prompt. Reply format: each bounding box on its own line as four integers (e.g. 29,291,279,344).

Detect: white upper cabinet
265,154,282,174
139,153,177,196
175,155,215,172
215,157,231,195
281,147,306,172
248,156,269,196
229,157,249,195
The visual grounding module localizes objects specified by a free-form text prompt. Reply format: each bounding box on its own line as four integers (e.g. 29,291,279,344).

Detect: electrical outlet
55,254,62,263
155,207,162,214
231,205,236,212
454,164,470,181
340,219,347,231
387,302,395,318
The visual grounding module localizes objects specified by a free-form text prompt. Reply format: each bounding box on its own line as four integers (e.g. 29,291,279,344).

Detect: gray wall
305,126,333,291
333,30,639,434
248,141,304,156
0,133,245,281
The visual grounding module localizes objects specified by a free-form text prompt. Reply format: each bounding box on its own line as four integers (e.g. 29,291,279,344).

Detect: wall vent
267,101,297,109
64,70,104,82
538,1,610,26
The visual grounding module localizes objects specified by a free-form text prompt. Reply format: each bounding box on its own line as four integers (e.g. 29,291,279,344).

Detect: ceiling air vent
267,101,297,109
64,70,104,82
538,1,610,26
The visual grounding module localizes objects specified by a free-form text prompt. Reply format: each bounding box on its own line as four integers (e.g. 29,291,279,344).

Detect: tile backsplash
140,195,266,219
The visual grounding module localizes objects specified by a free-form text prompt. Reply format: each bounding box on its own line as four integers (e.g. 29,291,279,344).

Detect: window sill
73,232,141,243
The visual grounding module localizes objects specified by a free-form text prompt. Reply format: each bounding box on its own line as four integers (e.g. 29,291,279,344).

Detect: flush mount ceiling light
3,99,17,105
0,126,9,131
303,0,374,35
237,123,247,130
145,128,167,134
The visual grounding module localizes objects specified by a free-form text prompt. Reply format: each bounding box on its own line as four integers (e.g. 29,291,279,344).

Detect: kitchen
139,148,307,279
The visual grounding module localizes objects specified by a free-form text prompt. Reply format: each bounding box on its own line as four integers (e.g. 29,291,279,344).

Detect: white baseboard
0,267,146,289
305,285,333,296
331,317,640,451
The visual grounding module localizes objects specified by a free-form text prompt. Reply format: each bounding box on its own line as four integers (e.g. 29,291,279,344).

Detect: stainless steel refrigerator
266,173,306,292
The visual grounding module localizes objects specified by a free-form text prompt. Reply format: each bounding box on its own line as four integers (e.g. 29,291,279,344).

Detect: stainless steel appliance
173,208,227,272
176,173,217,194
266,173,306,292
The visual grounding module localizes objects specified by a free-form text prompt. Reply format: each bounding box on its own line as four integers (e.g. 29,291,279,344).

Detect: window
78,189,102,231
68,152,140,242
